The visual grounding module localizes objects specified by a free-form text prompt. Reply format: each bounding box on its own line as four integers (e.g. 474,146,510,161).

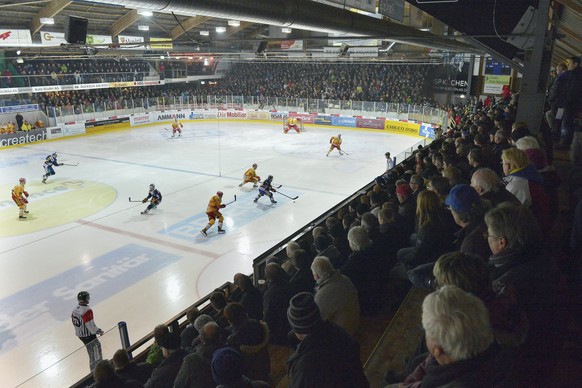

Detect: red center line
75,219,220,259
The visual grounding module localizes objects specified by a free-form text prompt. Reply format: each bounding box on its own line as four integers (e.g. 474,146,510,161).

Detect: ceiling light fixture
39,17,54,24
16,50,21,55
282,27,292,34
228,20,240,27
138,25,149,31
200,30,209,36
137,9,153,17
215,26,226,33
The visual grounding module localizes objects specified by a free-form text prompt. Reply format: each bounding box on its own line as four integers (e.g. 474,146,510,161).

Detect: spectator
286,292,369,388
224,302,271,382
94,359,143,388
391,286,510,387
112,349,152,385
180,306,201,351
395,183,416,235
233,273,263,321
313,234,344,270
209,292,230,329
560,56,582,151
470,167,520,207
174,322,225,388
145,333,188,388
545,62,569,138
311,256,360,336
288,249,315,295
145,324,168,368
15,112,23,131
211,347,270,388
262,263,292,344
426,176,451,204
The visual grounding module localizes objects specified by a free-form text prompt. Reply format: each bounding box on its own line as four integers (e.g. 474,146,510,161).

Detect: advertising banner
0,104,39,114
281,40,303,50
217,110,248,119
0,88,19,95
326,0,376,13
156,111,187,122
331,116,357,127
118,35,145,49
247,111,271,120
0,29,32,46
73,83,109,91
384,120,421,137
85,117,130,132
432,59,470,94
483,75,511,95
0,128,47,147
356,118,385,129
378,0,405,22
46,126,63,140
32,85,62,93
149,37,173,49
290,113,314,124
270,112,289,121
62,122,86,137
314,115,332,125
86,34,113,45
129,113,152,126
40,31,67,45
420,124,436,139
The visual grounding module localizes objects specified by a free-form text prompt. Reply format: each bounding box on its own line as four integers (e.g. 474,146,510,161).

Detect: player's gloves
59,163,64,166
271,189,277,192
96,329,104,336
220,204,226,208
22,198,29,204
24,191,29,197
142,198,148,203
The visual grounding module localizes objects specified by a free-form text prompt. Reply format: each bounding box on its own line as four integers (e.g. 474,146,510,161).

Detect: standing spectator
5,68,11,87
545,62,569,138
71,291,104,372
311,256,360,336
385,151,394,172
560,56,582,151
286,292,369,388
15,112,23,131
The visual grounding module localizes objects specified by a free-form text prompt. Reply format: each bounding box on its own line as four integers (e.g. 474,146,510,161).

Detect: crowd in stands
12,59,150,86
85,81,581,387
213,62,439,105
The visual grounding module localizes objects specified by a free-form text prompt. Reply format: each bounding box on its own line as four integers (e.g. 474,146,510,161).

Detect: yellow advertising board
384,120,421,137
150,37,173,49
246,111,271,120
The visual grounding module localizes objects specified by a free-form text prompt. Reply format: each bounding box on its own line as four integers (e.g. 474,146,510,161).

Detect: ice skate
271,199,277,204
42,177,47,183
200,229,207,236
141,210,148,214
19,215,27,220
238,183,243,187
217,227,226,234
253,198,258,203
24,210,29,214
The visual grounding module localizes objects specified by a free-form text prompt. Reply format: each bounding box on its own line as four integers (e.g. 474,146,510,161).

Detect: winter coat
314,271,360,336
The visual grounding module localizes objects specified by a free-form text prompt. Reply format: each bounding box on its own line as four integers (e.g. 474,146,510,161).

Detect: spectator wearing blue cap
445,184,492,261
211,347,269,388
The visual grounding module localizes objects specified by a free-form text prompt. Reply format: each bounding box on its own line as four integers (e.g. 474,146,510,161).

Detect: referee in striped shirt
71,291,104,372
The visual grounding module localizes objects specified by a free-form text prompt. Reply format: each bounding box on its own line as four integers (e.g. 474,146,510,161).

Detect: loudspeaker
256,41,268,55
339,43,350,56
66,16,88,44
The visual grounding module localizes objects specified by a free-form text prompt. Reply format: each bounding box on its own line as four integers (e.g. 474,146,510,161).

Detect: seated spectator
501,147,551,232
377,206,409,258
445,184,491,260
180,306,201,351
426,176,451,204
288,249,316,295
282,241,301,277
313,234,344,269
470,167,520,207
112,349,152,385
433,252,528,347
211,347,270,388
391,285,510,388
209,292,230,328
145,333,188,388
224,303,271,382
329,221,351,259
262,263,292,344
233,274,263,321
191,314,217,349
342,226,387,315
484,203,563,385
174,322,225,388
395,183,416,235
312,256,360,336
146,324,169,368
94,359,143,388
286,292,369,388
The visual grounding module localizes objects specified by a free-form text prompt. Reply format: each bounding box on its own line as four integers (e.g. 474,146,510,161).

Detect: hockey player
201,191,227,236
284,116,301,134
141,184,162,214
12,177,29,220
254,175,277,204
238,163,261,187
71,291,104,372
326,134,344,156
42,152,63,183
171,118,183,137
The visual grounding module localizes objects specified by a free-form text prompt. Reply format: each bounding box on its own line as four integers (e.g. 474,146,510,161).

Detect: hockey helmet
217,191,223,197
19,177,26,184
267,175,273,181
52,152,57,157
77,291,90,302
338,134,341,138
149,184,155,191
252,163,258,168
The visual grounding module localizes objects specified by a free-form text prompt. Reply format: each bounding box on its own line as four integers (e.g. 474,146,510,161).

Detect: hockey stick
62,162,79,166
128,197,143,203
275,184,282,189
340,150,350,155
224,195,237,206
276,191,298,200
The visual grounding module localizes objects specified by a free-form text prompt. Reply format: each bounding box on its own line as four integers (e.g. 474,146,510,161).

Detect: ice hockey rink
0,120,423,387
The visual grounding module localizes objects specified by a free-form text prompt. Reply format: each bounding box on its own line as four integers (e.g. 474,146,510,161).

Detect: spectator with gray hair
180,306,201,351
470,167,520,208
342,226,386,314
311,256,360,336
390,285,509,387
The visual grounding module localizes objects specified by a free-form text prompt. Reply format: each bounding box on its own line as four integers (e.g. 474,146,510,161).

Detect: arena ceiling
0,0,580,67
